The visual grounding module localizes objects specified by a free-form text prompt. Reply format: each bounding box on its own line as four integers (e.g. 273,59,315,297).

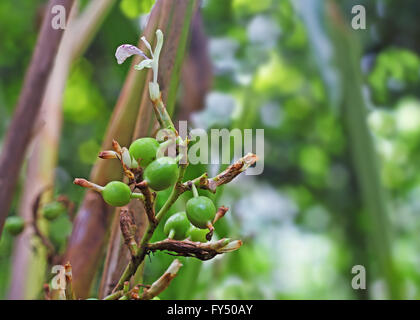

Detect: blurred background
1,0,420,300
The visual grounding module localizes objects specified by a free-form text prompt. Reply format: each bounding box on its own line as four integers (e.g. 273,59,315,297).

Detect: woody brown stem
73,178,104,193
119,208,138,257
139,259,182,300
31,189,56,263
145,239,243,261
135,181,157,225
104,259,182,300
213,206,229,225
64,262,76,300
183,153,258,193
205,222,214,242
43,284,51,300
56,195,75,222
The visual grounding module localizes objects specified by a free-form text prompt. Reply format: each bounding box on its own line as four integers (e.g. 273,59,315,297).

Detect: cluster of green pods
98,137,218,242
100,137,179,207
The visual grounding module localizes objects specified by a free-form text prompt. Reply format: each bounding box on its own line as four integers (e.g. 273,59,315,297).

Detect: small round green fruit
186,196,216,229
144,157,178,191
187,225,208,243
102,181,131,207
4,216,25,236
129,137,160,168
42,201,66,221
164,212,190,240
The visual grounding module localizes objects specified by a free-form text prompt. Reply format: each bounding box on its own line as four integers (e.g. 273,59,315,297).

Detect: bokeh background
1,0,420,299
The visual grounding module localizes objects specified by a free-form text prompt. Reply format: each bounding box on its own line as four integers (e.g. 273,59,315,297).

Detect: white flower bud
121,147,132,168
130,158,139,169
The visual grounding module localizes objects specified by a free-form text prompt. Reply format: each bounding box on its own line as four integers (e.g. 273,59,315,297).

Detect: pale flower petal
141,36,153,56
115,44,148,64
134,59,153,70
121,147,132,168
116,29,164,88
153,29,164,59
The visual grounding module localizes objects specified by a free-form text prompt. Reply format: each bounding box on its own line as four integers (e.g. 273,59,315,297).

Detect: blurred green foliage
120,0,155,19
369,48,420,105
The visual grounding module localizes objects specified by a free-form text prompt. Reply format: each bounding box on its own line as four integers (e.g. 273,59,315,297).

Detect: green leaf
120,0,155,19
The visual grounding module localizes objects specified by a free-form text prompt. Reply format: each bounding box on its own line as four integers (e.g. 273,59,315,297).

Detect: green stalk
168,229,175,240
191,184,199,198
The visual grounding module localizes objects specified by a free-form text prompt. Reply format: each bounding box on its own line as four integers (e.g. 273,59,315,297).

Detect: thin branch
183,153,258,192
135,181,157,225
43,284,51,300
31,188,56,263
73,178,105,193
119,208,138,257
213,206,229,225
64,262,76,300
56,195,75,222
139,259,182,300
104,259,182,300
145,239,243,261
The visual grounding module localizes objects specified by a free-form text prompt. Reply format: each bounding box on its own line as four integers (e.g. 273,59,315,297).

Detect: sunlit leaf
120,0,155,19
